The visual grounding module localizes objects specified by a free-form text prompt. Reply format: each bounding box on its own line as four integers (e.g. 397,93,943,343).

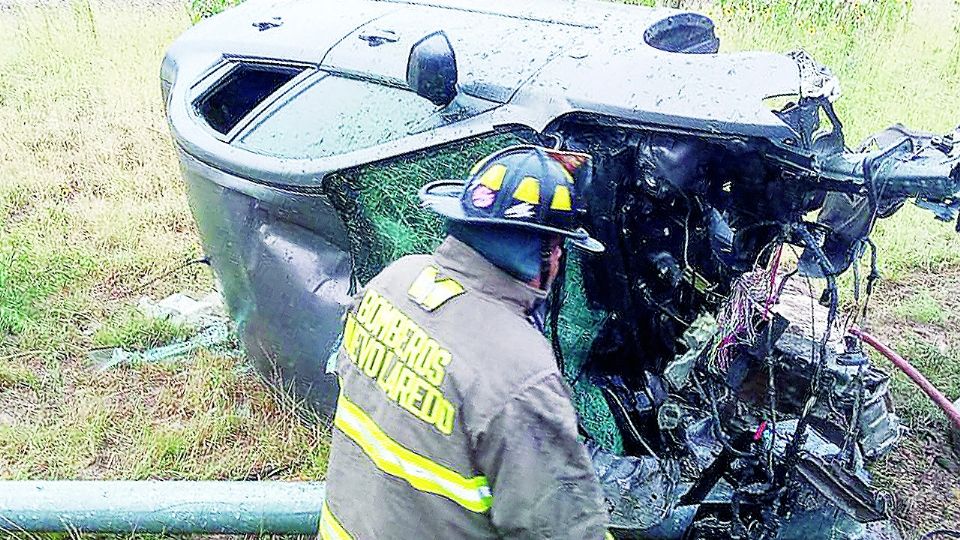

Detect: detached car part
163,1,960,538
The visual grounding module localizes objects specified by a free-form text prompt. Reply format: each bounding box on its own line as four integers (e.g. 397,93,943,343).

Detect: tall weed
714,0,958,142
188,0,244,23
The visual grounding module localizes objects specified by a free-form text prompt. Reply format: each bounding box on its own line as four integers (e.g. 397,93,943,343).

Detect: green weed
187,0,243,23
893,290,946,325
0,362,40,391
92,310,192,352
0,248,36,336
0,239,96,338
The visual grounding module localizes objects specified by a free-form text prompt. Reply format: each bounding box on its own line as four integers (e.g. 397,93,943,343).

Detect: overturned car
162,0,960,538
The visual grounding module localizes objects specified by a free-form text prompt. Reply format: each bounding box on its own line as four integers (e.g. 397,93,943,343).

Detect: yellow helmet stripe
551,185,572,211
477,164,507,190
513,176,540,204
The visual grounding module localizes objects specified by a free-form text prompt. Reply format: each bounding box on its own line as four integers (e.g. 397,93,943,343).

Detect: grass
187,0,243,23
91,309,192,351
893,290,946,326
0,361,40,391
717,0,960,142
0,352,328,481
0,2,329,531
0,1,203,358
0,0,958,537
887,337,960,420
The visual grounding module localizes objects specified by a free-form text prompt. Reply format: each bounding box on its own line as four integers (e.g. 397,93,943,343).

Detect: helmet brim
419,180,605,254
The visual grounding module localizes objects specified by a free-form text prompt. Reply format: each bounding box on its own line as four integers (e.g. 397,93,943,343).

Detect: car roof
167,0,800,138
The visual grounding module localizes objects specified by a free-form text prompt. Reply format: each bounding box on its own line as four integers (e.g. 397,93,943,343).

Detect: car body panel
178,150,352,412
322,6,578,103
512,49,800,138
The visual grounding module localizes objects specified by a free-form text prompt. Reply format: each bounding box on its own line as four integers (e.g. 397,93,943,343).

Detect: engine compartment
538,93,960,538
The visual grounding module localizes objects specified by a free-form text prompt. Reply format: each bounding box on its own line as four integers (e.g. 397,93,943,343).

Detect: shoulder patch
408,266,465,312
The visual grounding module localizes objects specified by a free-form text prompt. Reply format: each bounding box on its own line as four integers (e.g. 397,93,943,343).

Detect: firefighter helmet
418,145,604,253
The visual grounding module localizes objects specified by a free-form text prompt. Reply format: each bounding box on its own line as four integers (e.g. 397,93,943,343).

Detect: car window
236,74,441,159
195,63,305,135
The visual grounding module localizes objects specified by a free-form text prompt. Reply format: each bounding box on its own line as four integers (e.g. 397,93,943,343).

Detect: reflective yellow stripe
407,266,465,312
319,501,352,540
513,176,540,204
477,163,507,190
605,532,615,540
334,390,493,513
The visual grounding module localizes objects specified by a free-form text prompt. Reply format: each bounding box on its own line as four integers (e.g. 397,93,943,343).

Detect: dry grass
0,353,328,481
0,0,329,517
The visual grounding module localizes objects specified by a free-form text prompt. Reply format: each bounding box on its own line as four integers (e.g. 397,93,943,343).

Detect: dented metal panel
179,150,351,414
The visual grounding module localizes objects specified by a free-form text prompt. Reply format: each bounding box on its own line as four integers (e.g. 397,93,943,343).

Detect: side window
195,63,305,135
236,75,441,159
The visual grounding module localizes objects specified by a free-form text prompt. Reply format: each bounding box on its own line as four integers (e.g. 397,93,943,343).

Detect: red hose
849,327,960,430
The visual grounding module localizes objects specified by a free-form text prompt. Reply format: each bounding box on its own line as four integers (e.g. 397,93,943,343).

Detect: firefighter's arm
473,371,610,540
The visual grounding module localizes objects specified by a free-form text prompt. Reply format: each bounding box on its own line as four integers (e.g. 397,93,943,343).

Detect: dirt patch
867,272,960,339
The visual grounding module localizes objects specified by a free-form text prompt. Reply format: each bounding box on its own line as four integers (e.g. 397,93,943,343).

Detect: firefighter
319,145,611,539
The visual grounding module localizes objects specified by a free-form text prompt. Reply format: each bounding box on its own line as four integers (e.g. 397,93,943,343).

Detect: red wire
849,327,960,430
